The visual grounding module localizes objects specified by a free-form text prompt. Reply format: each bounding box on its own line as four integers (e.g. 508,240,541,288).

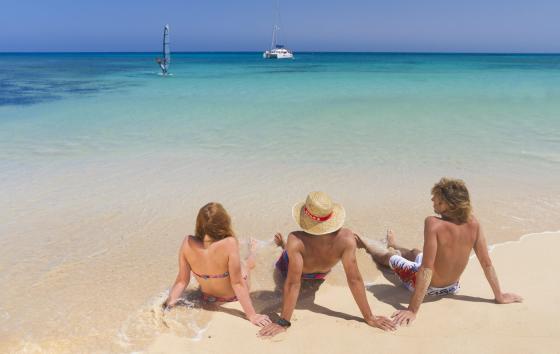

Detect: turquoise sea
1,53,560,352
2,53,560,170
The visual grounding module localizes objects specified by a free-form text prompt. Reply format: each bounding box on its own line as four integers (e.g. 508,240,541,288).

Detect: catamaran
156,25,170,75
263,1,293,59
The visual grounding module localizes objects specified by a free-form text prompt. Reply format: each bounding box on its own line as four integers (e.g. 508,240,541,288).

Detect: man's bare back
259,227,396,337
427,215,479,287
286,228,355,274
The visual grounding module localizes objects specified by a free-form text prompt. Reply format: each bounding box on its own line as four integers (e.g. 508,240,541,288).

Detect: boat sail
156,25,171,75
263,1,293,59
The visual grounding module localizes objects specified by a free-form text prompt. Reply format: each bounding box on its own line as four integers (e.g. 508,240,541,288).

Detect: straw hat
292,191,346,235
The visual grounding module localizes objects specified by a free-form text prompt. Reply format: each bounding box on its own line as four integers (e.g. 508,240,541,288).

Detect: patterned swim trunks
389,253,460,296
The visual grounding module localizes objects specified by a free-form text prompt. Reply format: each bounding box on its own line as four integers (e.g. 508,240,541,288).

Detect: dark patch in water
0,54,144,107
0,78,131,107
0,94,61,106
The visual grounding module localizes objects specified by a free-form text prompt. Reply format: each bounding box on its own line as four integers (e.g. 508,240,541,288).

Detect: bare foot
246,238,258,270
354,233,367,249
274,233,285,249
386,229,397,249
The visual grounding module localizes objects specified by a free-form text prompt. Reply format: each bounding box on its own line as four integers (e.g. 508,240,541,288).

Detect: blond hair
194,202,235,242
431,177,472,223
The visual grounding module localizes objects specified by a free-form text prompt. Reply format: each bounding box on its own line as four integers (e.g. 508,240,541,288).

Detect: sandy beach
2,53,560,353
148,231,560,354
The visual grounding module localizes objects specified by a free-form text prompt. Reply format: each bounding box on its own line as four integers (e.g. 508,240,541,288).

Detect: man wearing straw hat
258,191,396,337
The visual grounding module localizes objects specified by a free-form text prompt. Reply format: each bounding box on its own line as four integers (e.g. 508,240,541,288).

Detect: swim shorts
389,253,460,296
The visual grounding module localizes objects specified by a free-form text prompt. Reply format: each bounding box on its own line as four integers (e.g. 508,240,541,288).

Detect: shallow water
1,52,559,352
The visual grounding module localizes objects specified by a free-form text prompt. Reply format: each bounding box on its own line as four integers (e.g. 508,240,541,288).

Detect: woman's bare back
183,236,236,297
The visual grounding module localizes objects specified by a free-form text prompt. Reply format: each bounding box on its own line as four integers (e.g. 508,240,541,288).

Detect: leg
386,229,421,262
354,233,397,268
245,238,258,270
273,234,288,292
241,238,258,289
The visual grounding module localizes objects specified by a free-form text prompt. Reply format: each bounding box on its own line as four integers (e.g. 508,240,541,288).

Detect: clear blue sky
1,0,559,52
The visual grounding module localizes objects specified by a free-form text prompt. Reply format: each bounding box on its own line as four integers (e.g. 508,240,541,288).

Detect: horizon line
1,50,560,55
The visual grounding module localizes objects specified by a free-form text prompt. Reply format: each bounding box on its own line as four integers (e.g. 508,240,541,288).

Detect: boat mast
270,0,280,49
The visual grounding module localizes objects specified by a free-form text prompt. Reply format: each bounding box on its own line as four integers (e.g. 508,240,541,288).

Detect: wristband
276,317,291,328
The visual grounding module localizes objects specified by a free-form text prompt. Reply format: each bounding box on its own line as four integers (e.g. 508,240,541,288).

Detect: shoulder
179,236,194,258
286,232,304,251
468,215,480,226
336,228,357,248
210,237,239,260
181,235,193,249
217,236,238,250
424,216,443,235
424,216,441,228
467,215,481,234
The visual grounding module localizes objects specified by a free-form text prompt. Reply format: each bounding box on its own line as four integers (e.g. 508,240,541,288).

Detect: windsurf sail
156,25,170,75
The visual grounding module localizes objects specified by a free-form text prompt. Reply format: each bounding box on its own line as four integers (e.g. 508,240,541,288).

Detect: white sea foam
116,289,210,351
467,230,560,259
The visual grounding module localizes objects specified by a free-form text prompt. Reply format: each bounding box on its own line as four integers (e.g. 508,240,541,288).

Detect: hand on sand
162,301,174,312
257,322,286,338
249,313,272,327
496,292,523,304
365,315,397,331
391,310,416,326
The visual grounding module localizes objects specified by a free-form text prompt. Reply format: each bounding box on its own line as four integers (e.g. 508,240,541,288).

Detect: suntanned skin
258,228,396,338
164,236,271,327
358,195,523,326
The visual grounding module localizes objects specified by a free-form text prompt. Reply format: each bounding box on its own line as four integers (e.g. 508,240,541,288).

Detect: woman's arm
164,237,191,309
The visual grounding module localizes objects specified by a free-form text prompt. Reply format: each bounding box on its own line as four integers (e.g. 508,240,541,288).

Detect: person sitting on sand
356,177,523,327
258,191,396,337
163,202,271,327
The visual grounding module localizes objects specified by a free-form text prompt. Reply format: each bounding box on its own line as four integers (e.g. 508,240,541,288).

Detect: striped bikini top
192,270,230,280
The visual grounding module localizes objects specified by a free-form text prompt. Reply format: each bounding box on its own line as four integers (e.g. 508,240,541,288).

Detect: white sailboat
263,1,293,59
156,25,171,75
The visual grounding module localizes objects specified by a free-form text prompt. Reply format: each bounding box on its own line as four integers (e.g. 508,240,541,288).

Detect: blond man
357,177,522,326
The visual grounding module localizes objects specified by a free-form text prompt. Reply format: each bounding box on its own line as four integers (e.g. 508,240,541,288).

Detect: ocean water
1,52,560,352
2,53,560,168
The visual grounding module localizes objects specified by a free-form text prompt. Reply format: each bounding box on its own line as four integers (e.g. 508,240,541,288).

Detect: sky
1,0,559,53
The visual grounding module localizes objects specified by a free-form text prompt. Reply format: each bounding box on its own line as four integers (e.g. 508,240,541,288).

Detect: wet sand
1,159,559,352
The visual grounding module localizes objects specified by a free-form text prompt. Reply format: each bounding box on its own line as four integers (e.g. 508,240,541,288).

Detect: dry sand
148,231,560,354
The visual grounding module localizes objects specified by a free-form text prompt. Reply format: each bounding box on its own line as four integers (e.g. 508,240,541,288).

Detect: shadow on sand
170,257,493,326
200,269,364,324
365,259,495,311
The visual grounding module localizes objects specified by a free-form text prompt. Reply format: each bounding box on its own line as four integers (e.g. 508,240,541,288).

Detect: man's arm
341,236,396,331
259,234,303,337
164,237,191,309
280,238,304,321
473,221,523,304
392,217,437,326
